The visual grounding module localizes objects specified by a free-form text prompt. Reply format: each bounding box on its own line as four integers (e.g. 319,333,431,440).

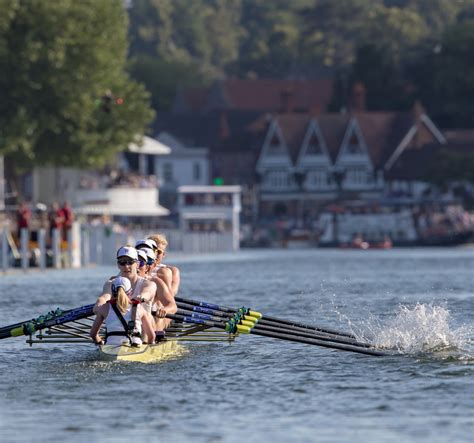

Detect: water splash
356,303,472,355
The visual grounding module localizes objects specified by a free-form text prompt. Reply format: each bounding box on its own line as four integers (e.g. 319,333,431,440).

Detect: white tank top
132,276,153,314
105,305,142,345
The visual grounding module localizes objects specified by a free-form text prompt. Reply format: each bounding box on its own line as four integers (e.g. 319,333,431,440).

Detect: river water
0,247,473,443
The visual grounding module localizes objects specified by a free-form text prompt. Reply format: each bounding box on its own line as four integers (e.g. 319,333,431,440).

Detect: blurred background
1,0,473,258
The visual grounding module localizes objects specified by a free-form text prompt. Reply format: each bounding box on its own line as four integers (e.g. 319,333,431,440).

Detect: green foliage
0,0,154,170
424,149,474,186
128,0,243,77
128,55,207,112
125,0,474,128
411,20,474,128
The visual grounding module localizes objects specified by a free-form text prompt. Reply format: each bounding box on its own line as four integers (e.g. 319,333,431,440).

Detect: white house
155,132,210,211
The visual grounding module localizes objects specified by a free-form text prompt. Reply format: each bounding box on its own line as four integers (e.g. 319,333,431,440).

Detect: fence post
38,229,46,270
81,225,90,267
52,228,61,269
2,228,8,272
20,228,29,270
68,222,81,268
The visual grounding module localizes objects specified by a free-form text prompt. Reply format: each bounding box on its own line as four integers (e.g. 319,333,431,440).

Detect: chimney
309,103,322,117
412,100,425,148
349,81,366,112
280,87,295,113
412,99,424,121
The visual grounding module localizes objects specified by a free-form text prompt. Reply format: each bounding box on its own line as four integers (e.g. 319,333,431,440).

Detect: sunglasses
155,249,164,256
147,258,155,266
138,260,146,268
117,258,136,266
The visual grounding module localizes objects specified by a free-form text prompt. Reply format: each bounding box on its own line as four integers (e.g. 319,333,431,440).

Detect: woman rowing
90,276,155,346
147,234,181,297
94,246,176,337
135,239,177,331
94,246,156,314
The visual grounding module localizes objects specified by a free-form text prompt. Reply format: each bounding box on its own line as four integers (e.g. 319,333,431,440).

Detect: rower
137,249,148,278
136,242,176,331
139,246,157,276
93,246,156,316
90,276,155,346
147,233,181,297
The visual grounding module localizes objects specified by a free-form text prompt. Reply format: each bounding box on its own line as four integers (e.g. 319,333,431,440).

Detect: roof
172,78,334,114
128,136,171,155
74,203,170,217
154,110,263,151
178,185,241,194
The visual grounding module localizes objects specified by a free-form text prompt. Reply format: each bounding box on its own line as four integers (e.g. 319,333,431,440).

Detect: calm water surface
0,248,473,443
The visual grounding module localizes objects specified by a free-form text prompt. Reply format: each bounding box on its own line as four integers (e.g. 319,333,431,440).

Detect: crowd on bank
414,205,474,239
79,171,158,189
15,201,74,244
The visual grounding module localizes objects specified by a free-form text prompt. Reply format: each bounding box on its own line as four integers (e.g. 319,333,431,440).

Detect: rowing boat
99,340,184,363
0,296,389,358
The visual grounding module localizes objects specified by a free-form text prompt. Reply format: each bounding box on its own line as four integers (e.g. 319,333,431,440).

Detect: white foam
358,303,472,354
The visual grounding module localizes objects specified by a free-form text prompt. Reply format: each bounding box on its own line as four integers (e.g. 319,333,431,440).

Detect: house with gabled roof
253,102,447,219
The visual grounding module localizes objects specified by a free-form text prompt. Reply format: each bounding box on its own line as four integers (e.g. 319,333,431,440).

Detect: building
29,136,171,221
154,132,210,213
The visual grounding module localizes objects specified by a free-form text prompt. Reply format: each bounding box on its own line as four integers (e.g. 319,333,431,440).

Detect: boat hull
99,340,183,363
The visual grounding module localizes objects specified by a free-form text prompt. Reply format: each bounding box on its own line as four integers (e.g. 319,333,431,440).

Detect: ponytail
115,286,130,314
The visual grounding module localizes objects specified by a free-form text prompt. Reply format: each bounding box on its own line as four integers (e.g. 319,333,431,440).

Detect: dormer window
347,133,362,154
307,134,322,154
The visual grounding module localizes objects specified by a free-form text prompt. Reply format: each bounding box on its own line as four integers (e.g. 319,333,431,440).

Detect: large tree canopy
0,0,154,170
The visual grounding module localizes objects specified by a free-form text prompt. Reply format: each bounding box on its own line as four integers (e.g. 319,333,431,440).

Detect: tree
128,0,243,78
0,0,154,172
413,21,474,128
128,55,207,112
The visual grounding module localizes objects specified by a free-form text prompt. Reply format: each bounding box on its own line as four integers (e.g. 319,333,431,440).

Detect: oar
0,305,82,335
167,312,387,357
176,296,356,339
176,303,372,349
0,304,95,340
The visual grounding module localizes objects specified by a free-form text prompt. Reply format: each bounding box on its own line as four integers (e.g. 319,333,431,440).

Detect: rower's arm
90,305,107,344
93,281,112,314
139,306,155,344
154,278,177,314
171,266,180,297
156,267,173,293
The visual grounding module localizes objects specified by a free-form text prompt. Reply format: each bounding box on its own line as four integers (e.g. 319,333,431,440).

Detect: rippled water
0,248,473,443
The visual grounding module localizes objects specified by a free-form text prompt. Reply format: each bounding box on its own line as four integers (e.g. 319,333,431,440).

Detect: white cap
137,249,147,262
142,247,156,261
111,276,132,295
135,238,157,250
116,246,138,261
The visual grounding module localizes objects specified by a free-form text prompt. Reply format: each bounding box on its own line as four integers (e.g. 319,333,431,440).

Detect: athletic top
133,276,153,313
104,305,142,345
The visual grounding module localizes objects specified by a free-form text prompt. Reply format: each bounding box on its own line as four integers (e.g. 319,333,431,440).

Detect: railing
0,223,238,270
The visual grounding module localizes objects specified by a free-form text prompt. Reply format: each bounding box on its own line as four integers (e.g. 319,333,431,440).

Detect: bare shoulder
96,303,109,317
157,266,172,276
102,280,112,294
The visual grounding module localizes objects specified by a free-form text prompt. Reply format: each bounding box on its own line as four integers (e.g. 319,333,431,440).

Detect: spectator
48,202,65,243
16,201,31,241
62,201,75,241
